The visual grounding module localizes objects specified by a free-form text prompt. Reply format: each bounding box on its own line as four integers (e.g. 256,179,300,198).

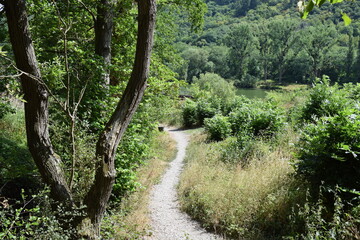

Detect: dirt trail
147,128,223,240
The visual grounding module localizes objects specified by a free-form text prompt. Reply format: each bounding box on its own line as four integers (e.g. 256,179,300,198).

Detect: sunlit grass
178,129,307,239
102,131,177,239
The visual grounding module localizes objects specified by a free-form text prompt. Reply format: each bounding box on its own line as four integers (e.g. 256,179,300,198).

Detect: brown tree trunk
95,0,114,86
83,0,157,237
4,0,72,203
5,0,157,238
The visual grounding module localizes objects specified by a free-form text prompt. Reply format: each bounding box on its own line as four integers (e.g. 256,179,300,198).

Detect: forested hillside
173,0,360,87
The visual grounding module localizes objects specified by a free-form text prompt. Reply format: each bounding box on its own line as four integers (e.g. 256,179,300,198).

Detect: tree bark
5,0,157,238
95,0,114,86
4,0,72,203
83,0,157,237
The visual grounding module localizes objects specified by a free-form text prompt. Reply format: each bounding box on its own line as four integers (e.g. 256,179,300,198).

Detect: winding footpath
147,128,223,240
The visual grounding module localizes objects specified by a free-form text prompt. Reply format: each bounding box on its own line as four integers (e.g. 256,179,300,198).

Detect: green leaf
317,0,327,6
330,0,344,3
341,12,351,26
301,1,314,19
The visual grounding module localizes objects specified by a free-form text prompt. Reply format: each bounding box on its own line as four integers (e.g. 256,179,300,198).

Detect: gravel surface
147,128,223,240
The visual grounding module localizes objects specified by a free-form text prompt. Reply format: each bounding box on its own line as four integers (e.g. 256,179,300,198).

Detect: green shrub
0,99,15,119
286,187,360,240
204,114,232,141
182,99,198,127
299,76,348,123
296,106,360,191
0,189,74,239
196,99,219,125
234,74,258,88
112,111,156,201
229,100,284,137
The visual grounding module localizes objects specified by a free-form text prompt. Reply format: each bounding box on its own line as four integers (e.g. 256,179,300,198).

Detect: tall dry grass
178,129,307,239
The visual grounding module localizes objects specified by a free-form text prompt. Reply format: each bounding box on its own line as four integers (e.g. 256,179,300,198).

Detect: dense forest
1,0,360,239
175,0,360,87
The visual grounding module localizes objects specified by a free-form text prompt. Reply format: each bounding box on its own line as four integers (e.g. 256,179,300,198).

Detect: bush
299,76,348,123
234,74,258,88
287,187,360,240
229,100,284,137
182,99,198,127
0,189,74,239
0,99,15,119
196,98,219,125
204,114,231,141
296,106,360,191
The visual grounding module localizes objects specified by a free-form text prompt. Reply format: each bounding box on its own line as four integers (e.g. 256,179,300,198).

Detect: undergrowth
101,129,177,239
178,128,306,239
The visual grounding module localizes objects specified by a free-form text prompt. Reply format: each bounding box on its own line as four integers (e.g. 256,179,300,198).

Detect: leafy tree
225,23,256,81
2,0,207,237
302,23,337,80
267,18,300,83
192,72,236,104
181,46,210,82
254,22,272,81
206,45,230,78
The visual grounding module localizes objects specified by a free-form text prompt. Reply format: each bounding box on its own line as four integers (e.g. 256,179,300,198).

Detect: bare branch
77,0,96,23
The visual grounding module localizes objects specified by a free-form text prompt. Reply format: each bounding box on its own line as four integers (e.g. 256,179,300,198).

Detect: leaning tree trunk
5,0,157,238
4,0,72,203
82,0,157,237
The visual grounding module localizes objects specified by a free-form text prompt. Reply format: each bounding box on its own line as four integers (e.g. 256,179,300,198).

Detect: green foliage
204,114,231,141
0,189,73,239
112,115,156,200
234,74,258,88
296,78,360,193
193,73,236,102
196,98,219,125
0,111,36,183
225,23,255,80
182,99,199,127
296,105,360,190
299,76,347,123
287,187,360,240
299,0,354,25
229,100,284,137
181,47,210,82
0,99,15,119
175,0,360,86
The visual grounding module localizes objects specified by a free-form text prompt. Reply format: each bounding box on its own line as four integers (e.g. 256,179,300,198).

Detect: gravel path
147,128,223,240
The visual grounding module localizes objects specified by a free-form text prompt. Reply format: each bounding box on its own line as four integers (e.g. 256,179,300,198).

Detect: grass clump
178,129,305,239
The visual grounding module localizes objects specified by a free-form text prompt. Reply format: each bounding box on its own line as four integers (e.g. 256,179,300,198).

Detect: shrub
204,114,232,141
234,74,258,88
192,73,236,104
182,99,198,127
296,106,360,191
0,99,15,119
196,98,219,125
286,187,360,240
299,76,348,123
0,189,74,239
229,100,284,137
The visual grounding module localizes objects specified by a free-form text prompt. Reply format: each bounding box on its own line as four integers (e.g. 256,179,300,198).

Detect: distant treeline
173,0,360,87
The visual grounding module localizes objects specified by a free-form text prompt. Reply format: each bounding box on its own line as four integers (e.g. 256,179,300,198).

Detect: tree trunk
95,0,114,86
83,0,157,237
4,0,72,203
5,0,157,238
